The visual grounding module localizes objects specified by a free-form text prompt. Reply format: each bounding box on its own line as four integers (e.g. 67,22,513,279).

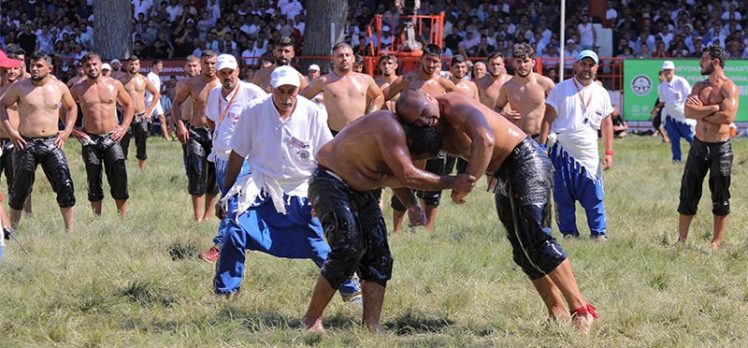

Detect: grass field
0,136,747,347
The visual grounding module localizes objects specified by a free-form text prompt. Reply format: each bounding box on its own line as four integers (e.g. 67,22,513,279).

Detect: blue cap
576,50,599,64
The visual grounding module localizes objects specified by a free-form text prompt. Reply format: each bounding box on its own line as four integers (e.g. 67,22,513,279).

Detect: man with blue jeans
200,54,265,262
213,66,361,302
655,60,695,163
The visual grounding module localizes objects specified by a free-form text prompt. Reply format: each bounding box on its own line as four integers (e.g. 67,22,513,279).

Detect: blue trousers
213,193,361,297
550,144,607,237
213,157,251,246
664,116,695,162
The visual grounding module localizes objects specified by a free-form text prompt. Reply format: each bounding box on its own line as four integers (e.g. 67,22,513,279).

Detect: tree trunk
94,0,133,60
301,0,349,73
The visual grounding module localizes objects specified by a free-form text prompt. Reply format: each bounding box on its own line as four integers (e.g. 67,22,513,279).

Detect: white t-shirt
205,80,266,161
230,95,332,197
658,75,695,125
578,23,595,47
146,71,163,115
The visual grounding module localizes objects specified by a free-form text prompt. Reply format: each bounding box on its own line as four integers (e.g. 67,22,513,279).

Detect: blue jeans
664,116,695,162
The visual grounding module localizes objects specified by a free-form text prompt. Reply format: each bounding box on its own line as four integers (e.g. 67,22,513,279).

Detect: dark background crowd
1,0,746,81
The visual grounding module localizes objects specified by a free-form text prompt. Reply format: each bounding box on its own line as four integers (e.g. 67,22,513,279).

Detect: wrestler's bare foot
138,160,146,170
571,304,597,335
675,239,686,247
302,317,327,334
710,241,721,251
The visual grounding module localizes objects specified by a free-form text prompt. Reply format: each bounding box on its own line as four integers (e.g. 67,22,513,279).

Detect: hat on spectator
693,36,703,41
271,66,300,88
101,63,112,71
110,59,121,65
662,60,675,70
0,49,22,69
308,64,320,72
576,50,599,64
216,54,238,71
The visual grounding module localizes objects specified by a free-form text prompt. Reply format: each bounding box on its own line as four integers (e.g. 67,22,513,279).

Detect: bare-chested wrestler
70,52,134,217
396,89,598,334
118,55,160,170
302,109,476,334
0,51,32,214
374,54,399,111
174,55,200,177
448,55,479,101
476,52,511,111
7,47,31,80
679,45,739,251
496,44,555,139
382,44,459,233
250,36,308,93
301,42,384,135
173,50,221,222
0,51,78,233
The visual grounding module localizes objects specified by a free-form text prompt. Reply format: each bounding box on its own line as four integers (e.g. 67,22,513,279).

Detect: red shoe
200,245,220,263
571,304,598,335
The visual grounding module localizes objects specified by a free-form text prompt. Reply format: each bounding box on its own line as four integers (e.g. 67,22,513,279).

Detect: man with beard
198,54,266,262
250,36,308,93
448,55,479,101
382,44,458,234
0,51,32,214
476,52,511,111
213,66,362,305
374,54,399,111
70,52,134,217
173,50,221,223
109,59,127,80
396,89,598,334
301,42,383,135
66,62,87,88
678,45,739,251
472,61,486,80
0,51,78,233
539,50,615,241
496,44,555,139
302,109,476,334
174,55,200,177
118,55,161,170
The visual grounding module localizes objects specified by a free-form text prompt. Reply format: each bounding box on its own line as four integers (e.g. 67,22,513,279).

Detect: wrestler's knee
514,240,567,280
319,208,365,289
678,200,697,216
390,195,406,212
416,190,441,207
712,201,730,216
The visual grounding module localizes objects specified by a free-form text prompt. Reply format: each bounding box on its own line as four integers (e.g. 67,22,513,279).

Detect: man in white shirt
540,50,615,240
199,54,265,262
146,59,172,141
654,60,695,163
212,66,362,304
577,14,596,50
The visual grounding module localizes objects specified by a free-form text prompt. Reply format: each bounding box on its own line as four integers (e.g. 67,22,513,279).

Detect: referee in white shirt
654,60,695,163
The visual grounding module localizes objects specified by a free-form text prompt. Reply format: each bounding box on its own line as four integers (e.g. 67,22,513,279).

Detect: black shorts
120,113,149,161
678,138,732,216
309,166,393,288
185,126,218,196
82,132,128,201
390,153,453,211
493,138,566,280
0,138,15,186
10,136,75,210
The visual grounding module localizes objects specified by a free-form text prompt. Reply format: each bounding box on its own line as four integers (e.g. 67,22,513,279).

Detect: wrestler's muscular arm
539,104,557,145
364,74,384,112
703,81,739,125
382,76,408,101
685,81,720,119
114,80,134,141
300,75,326,100
143,76,161,118
56,82,78,149
495,83,521,122
0,84,26,149
172,79,192,144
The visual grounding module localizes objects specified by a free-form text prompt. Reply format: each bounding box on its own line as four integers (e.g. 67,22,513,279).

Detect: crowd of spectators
2,0,748,81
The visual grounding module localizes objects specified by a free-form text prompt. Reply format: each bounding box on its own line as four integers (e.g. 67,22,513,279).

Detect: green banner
623,59,748,122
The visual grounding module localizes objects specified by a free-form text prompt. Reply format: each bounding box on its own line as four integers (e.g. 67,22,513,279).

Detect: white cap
662,60,675,70
216,54,238,71
576,50,599,64
110,59,121,65
308,64,320,72
101,63,112,71
271,66,300,88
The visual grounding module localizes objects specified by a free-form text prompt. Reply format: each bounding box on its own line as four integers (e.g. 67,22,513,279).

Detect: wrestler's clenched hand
453,173,477,192
55,131,69,149
451,190,469,204
406,205,427,227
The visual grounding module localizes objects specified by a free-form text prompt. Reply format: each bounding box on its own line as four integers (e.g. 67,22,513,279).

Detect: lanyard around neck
572,78,593,116
217,85,239,126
